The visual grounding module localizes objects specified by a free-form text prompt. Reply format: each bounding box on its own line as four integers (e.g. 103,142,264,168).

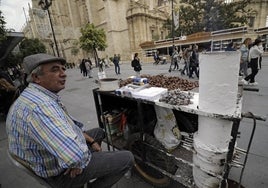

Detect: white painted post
193,51,240,188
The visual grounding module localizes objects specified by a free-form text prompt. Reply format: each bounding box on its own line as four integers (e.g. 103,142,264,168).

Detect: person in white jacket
239,38,252,77
84,59,93,78
242,38,264,86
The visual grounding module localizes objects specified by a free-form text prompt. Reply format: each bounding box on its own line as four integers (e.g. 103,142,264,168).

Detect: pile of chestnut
119,74,199,91
159,89,194,106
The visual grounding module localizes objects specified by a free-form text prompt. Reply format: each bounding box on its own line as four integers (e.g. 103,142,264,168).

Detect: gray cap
23,53,66,74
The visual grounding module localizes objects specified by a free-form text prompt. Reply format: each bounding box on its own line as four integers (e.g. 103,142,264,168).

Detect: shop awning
0,32,24,65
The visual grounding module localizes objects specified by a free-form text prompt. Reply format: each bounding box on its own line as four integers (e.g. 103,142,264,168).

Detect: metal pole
168,0,175,73
172,0,175,49
47,8,60,57
39,0,60,57
220,119,240,188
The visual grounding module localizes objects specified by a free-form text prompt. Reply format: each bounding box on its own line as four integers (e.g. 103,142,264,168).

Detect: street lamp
38,0,60,57
169,0,175,72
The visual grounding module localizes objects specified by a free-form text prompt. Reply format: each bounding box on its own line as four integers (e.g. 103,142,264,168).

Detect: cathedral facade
24,0,268,63
24,0,171,63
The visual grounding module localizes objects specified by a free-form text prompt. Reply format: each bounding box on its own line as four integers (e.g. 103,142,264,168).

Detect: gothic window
151,30,155,39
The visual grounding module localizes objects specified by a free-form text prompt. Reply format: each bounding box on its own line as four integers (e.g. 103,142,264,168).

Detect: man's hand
83,133,102,152
64,168,83,178
91,142,102,152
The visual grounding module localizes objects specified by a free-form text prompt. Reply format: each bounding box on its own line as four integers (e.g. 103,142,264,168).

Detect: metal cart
93,86,265,188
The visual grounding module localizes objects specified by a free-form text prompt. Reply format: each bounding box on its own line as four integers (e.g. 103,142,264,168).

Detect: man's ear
32,73,41,83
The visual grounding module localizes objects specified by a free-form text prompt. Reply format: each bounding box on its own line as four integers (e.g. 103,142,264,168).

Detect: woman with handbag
242,38,263,86
131,53,142,77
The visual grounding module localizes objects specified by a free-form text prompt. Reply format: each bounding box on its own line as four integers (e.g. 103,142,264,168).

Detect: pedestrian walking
85,58,93,78
153,51,161,65
113,54,120,75
240,38,252,77
172,48,179,70
131,53,142,77
242,38,264,86
97,58,106,79
189,45,199,79
80,59,87,77
181,45,192,76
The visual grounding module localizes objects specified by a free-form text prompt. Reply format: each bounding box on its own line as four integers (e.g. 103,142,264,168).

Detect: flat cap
23,53,66,74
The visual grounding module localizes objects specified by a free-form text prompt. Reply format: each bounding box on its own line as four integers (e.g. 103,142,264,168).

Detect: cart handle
242,112,266,121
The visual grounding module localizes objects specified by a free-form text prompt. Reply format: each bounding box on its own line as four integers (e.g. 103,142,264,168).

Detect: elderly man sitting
6,53,134,188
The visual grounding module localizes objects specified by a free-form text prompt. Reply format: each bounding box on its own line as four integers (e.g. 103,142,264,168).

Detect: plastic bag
153,105,181,150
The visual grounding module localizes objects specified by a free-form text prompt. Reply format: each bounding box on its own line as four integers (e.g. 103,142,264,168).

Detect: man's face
33,62,66,93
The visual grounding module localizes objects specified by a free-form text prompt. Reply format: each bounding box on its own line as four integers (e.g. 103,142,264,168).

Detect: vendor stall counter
93,87,244,188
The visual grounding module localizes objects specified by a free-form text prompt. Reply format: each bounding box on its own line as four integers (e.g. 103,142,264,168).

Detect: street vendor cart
93,52,266,188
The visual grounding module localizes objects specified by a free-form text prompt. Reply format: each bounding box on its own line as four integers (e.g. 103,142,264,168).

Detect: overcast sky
1,0,32,32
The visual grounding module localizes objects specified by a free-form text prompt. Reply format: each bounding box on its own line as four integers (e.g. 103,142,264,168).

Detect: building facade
24,0,171,64
23,0,268,63
142,0,268,56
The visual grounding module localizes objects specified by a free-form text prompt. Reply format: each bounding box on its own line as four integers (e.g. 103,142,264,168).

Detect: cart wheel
227,179,245,188
127,133,177,187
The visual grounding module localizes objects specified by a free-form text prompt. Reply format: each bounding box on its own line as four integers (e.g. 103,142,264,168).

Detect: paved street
0,57,267,188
